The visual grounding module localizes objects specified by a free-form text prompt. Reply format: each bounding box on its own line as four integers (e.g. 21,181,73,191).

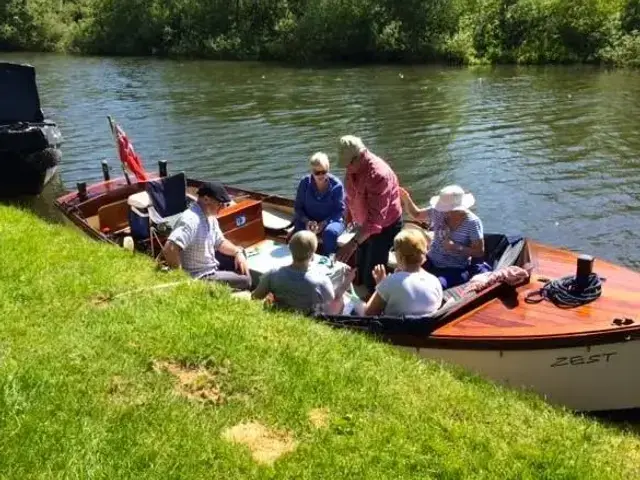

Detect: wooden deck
431,241,640,341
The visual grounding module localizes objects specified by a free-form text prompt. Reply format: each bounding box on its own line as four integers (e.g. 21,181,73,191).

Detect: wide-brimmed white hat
429,185,475,212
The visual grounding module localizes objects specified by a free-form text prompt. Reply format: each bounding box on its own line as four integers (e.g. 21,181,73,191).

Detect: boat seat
97,198,130,233
86,214,100,232
262,206,293,231
337,231,356,247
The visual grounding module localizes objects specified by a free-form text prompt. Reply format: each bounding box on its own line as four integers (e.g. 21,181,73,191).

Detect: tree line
1,0,640,66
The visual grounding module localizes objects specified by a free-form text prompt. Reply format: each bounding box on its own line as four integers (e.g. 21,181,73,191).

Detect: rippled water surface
3,52,639,269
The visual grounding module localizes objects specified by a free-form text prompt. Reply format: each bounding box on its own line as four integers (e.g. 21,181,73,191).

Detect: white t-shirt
376,270,443,317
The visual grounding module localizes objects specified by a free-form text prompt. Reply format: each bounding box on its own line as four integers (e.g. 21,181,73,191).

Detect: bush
2,0,640,67
0,0,71,51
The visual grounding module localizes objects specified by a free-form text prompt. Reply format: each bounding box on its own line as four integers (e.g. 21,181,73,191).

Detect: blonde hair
309,152,330,172
289,230,318,262
338,135,366,164
394,229,429,267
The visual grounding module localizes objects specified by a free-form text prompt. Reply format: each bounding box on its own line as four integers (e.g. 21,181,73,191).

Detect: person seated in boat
399,184,490,289
335,135,403,297
161,181,252,291
251,230,356,314
364,229,443,317
292,152,346,256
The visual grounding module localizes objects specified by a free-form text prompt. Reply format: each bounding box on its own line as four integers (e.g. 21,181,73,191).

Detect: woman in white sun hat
400,184,489,289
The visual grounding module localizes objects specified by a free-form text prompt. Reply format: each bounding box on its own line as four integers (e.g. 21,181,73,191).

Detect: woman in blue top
400,184,491,289
292,152,346,256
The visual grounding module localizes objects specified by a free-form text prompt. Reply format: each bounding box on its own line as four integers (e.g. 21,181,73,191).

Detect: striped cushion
442,284,470,303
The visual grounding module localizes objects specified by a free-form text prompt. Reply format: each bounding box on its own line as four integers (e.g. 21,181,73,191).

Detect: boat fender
123,236,135,253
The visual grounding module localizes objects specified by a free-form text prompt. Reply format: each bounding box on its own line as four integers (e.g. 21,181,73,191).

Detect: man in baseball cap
162,180,251,290
196,180,231,204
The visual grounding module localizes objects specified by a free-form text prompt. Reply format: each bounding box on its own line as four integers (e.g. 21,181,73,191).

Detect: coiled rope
525,273,604,308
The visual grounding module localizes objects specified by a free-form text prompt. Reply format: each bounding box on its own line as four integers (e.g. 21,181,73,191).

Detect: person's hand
316,220,327,233
372,264,387,285
306,220,319,233
263,292,276,308
336,238,358,263
345,266,357,284
443,239,460,253
235,250,249,275
399,187,410,203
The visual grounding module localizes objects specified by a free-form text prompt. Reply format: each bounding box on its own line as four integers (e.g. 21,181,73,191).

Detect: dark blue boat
0,62,62,197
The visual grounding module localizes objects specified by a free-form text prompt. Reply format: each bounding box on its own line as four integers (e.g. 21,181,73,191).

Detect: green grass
0,204,639,479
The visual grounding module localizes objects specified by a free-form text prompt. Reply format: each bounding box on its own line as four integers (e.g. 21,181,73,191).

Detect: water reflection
1,52,639,269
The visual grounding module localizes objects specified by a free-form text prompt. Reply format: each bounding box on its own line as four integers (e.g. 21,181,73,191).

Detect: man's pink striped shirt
344,149,402,239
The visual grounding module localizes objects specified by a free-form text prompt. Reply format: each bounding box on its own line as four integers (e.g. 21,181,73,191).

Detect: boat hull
399,339,640,412
0,160,58,197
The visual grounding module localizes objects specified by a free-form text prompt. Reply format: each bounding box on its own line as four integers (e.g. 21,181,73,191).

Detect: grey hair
309,152,330,172
338,135,366,164
289,230,318,262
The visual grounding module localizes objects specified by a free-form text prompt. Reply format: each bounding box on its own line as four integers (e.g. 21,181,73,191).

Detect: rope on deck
524,273,604,308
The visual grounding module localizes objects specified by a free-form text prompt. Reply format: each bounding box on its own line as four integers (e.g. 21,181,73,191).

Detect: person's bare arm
251,271,271,300
162,240,183,269
162,218,195,270
218,239,249,275
364,291,386,316
443,237,484,257
218,238,242,257
400,188,431,223
333,267,357,299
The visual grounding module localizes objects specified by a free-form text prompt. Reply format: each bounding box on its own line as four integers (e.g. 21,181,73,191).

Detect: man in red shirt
336,135,403,297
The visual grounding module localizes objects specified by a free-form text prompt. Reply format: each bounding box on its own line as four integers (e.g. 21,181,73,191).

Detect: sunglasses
312,170,327,176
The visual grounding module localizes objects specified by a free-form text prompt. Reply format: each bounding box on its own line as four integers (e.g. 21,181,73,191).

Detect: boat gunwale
377,324,640,351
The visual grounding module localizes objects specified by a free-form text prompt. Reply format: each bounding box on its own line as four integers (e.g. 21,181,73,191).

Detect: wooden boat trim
376,324,640,351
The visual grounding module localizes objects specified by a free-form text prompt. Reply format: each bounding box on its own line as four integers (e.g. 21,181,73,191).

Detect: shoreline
2,48,636,69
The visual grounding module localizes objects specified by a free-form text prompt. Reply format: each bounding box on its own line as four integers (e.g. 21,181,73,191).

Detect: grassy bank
0,204,639,478
2,0,640,66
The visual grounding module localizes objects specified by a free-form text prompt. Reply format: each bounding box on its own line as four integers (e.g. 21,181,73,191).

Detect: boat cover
0,62,44,125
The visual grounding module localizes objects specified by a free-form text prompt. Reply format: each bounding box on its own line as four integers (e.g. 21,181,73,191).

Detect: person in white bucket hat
400,184,490,289
429,185,476,212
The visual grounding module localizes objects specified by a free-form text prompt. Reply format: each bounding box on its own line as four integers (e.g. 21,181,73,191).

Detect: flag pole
107,115,131,185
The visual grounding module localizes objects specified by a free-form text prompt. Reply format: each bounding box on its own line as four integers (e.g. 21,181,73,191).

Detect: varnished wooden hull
54,174,640,411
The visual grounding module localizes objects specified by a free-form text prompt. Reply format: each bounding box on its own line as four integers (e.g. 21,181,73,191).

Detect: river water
2,52,640,270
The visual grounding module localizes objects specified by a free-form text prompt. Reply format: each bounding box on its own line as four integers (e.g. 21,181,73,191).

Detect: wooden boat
54,159,640,413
